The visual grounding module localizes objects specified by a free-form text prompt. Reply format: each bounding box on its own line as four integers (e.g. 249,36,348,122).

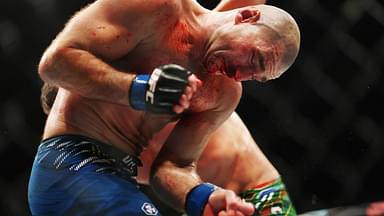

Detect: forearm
150,81,241,212
150,160,201,212
39,46,134,106
150,113,216,211
151,157,255,216
150,111,234,212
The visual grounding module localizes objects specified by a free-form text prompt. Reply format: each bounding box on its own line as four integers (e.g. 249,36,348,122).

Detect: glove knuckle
145,64,191,114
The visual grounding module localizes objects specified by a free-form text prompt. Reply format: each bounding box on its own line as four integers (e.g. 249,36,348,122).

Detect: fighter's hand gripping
129,64,201,114
203,189,255,216
185,183,255,216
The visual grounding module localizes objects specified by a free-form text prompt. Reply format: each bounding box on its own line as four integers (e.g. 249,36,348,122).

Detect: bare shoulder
93,0,181,20
88,0,181,35
213,0,266,11
64,0,182,35
72,0,169,29
50,0,183,60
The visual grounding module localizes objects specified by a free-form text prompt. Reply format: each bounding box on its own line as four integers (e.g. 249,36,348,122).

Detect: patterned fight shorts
240,178,297,216
28,134,161,216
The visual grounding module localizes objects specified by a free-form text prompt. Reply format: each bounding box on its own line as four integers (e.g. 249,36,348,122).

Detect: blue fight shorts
28,134,161,216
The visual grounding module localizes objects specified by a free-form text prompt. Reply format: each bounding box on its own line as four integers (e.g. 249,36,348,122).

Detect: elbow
38,46,68,84
149,159,198,184
148,159,163,185
38,57,51,83
148,160,174,184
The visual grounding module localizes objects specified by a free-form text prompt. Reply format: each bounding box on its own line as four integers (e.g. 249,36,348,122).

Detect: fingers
173,74,202,114
225,193,254,216
184,86,193,100
188,74,203,91
206,189,255,216
228,199,255,216
203,204,216,216
173,94,190,114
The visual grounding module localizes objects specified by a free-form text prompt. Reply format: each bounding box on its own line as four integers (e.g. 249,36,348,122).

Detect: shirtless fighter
29,0,300,215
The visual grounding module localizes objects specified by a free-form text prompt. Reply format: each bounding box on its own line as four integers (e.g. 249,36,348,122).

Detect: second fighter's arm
150,81,254,215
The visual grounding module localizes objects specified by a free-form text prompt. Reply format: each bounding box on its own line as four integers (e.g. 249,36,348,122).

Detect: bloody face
205,23,285,82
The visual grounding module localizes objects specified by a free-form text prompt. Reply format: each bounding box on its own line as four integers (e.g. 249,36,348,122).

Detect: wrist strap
185,183,217,216
130,74,150,110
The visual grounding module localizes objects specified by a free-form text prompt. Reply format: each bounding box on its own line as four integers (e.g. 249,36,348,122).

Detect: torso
43,0,278,193
44,0,241,156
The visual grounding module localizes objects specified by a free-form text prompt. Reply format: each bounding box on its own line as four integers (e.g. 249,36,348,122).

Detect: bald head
193,4,301,82
246,4,301,79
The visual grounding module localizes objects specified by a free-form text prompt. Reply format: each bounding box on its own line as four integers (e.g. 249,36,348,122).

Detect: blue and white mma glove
129,64,192,114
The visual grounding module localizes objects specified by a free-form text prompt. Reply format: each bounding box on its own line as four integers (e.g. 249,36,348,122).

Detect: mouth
225,64,237,79
206,54,226,75
205,52,240,80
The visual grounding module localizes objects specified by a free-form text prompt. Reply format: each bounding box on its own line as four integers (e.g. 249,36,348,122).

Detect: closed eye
255,49,265,71
250,49,256,68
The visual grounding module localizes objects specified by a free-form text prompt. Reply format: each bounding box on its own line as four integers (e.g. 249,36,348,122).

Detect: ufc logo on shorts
146,68,162,104
141,202,158,215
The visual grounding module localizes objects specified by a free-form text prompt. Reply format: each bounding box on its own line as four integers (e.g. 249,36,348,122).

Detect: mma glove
129,64,192,114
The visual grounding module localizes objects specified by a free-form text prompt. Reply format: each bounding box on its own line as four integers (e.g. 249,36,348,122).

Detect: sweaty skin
139,0,295,194
138,112,279,193
213,0,266,11
38,0,299,214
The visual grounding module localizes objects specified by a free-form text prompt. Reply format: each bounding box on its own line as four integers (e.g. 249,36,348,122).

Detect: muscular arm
38,0,153,106
151,112,224,210
213,0,266,11
150,81,242,212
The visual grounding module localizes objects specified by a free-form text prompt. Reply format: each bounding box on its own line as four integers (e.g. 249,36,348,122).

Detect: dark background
0,0,383,215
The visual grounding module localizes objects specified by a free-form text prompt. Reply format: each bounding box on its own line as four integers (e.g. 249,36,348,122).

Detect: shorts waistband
37,134,142,176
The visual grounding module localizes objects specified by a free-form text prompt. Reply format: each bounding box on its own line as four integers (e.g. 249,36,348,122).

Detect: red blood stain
165,21,191,54
125,32,132,43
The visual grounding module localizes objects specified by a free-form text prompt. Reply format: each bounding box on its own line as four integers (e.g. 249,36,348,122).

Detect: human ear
234,8,261,24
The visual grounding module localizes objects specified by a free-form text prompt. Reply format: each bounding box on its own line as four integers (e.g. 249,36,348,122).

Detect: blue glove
129,64,192,114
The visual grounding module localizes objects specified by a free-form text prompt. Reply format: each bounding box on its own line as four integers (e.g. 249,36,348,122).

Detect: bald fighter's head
205,4,300,82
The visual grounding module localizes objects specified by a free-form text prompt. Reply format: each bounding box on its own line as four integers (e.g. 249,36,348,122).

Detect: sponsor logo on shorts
141,202,158,215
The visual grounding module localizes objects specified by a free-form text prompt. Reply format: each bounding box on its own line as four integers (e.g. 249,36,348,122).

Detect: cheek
225,51,250,79
228,47,248,64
